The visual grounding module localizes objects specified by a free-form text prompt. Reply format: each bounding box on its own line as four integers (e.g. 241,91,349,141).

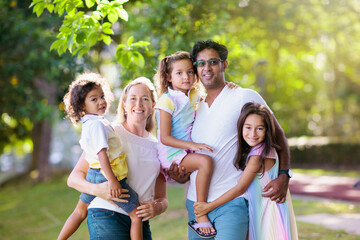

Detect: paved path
290,173,360,203
289,173,360,235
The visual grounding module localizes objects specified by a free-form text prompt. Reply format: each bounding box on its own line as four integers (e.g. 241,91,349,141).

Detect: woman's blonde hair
116,77,157,132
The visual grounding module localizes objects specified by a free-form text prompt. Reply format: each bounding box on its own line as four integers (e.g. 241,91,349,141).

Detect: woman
67,77,167,239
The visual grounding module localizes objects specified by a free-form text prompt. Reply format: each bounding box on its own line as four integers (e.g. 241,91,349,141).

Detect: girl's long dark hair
234,102,280,174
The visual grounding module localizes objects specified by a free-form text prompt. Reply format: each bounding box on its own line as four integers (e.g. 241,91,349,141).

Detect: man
166,40,291,240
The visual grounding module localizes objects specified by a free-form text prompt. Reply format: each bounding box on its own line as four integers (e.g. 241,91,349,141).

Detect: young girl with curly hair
58,72,142,240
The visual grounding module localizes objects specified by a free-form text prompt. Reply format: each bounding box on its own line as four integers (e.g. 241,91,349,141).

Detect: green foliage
0,0,82,155
30,0,149,68
116,36,150,68
119,0,360,138
26,0,360,139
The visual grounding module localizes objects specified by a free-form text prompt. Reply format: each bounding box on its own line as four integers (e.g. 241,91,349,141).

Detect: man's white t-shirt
188,85,271,202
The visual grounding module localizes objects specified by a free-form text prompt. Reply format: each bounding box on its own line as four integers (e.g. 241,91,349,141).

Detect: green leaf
78,47,90,58
116,8,128,21
91,11,103,20
108,10,118,23
102,27,114,35
127,36,134,46
29,0,38,8
76,31,87,44
131,41,150,50
120,51,131,67
132,51,145,68
46,4,54,13
115,0,129,4
85,0,95,8
34,3,46,17
102,22,114,34
74,0,84,8
134,41,150,46
88,31,99,46
117,44,127,50
102,34,112,45
67,33,74,53
65,2,74,13
50,39,61,52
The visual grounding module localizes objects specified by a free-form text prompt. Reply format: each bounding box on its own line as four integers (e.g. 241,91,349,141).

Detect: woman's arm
159,110,213,152
153,172,168,216
262,117,290,202
67,151,128,202
194,156,259,217
136,173,168,221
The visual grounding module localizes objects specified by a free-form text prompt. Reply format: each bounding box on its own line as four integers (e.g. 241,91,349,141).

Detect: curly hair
63,72,114,125
154,51,200,96
234,102,280,174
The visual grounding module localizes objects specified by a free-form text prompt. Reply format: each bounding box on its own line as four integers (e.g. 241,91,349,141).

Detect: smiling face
195,48,228,90
242,113,266,147
168,59,196,94
83,86,107,116
123,83,154,125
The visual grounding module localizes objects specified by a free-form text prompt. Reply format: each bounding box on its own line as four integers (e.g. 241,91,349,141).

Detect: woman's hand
193,201,211,217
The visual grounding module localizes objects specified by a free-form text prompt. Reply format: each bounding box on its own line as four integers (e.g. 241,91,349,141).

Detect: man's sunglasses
193,58,223,67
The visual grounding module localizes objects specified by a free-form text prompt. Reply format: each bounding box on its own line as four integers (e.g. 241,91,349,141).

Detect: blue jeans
80,168,138,213
87,208,152,240
186,197,249,240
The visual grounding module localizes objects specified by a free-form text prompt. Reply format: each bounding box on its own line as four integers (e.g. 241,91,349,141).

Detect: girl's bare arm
67,151,128,202
194,156,259,216
159,110,213,152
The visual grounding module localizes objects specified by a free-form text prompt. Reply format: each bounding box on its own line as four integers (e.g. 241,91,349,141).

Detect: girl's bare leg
57,200,88,240
180,153,215,234
128,204,143,240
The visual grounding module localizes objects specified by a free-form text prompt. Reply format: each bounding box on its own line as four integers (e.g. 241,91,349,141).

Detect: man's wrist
279,169,293,178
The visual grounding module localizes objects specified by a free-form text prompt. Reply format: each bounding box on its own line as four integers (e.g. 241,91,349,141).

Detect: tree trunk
29,77,57,182
31,120,52,182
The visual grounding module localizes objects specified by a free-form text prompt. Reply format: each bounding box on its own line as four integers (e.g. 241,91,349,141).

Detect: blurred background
1,0,359,182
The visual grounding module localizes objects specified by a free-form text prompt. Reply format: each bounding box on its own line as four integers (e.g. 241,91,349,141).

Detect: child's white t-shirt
79,114,127,180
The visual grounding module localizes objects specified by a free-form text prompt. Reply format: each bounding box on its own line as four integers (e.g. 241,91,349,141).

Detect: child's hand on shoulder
226,81,238,89
188,142,214,153
108,179,122,198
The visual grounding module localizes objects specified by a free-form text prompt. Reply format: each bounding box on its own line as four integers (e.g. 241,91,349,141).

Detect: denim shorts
80,168,138,213
87,208,152,240
186,197,249,240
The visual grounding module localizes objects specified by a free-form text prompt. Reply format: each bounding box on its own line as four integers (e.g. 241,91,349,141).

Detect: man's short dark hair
190,39,228,62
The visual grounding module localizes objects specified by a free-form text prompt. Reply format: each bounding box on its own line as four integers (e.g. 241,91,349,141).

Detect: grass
293,168,359,178
0,169,359,239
